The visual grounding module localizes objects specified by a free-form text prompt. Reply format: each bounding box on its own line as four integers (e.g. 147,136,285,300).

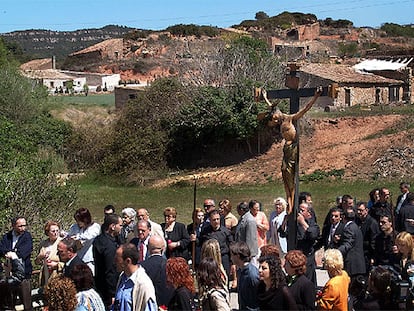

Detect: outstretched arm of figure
261,89,275,107
293,86,323,121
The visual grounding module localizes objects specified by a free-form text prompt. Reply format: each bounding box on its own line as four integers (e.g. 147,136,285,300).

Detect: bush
166,24,219,38
99,78,189,178
380,23,414,38
300,169,345,182
0,159,77,244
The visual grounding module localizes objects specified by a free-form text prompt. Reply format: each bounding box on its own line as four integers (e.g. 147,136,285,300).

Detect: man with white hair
121,207,137,244
136,208,164,240
267,197,288,255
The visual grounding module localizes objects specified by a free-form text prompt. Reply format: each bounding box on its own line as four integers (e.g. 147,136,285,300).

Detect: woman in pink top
249,200,269,249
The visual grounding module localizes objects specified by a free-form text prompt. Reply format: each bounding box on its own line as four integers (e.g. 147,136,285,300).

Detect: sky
1,0,413,34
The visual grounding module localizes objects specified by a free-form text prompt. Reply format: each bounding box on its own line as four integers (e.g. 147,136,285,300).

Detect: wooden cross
260,63,330,251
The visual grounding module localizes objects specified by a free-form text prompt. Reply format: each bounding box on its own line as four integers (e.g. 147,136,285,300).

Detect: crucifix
256,63,330,250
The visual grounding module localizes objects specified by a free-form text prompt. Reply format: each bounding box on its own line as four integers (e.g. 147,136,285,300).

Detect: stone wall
114,85,146,109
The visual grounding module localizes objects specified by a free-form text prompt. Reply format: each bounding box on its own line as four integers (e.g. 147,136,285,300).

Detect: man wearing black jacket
0,216,33,311
297,203,320,286
93,214,122,309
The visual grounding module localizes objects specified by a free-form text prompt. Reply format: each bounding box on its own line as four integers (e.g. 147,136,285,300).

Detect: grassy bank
75,176,405,225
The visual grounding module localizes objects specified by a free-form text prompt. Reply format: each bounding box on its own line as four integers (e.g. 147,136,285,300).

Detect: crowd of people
0,181,413,311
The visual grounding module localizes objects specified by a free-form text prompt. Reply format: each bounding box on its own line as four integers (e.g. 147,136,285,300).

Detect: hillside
0,25,134,62
53,106,414,186
152,114,414,187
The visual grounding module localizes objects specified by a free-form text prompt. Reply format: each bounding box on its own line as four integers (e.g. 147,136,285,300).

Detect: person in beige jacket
113,243,157,311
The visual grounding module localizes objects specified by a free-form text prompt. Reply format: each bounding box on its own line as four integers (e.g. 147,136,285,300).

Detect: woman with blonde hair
201,239,228,286
317,248,350,310
162,207,191,259
395,231,414,281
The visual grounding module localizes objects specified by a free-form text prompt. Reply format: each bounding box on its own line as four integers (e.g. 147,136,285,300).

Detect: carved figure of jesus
262,87,322,215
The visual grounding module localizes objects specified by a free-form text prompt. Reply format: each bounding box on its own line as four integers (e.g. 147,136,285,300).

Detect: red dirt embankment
153,114,414,187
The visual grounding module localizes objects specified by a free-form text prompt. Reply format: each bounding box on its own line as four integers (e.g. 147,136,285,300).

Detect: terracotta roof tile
300,63,403,84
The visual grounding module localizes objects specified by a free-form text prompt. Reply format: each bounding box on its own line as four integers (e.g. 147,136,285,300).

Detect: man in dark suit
130,220,152,262
0,216,33,311
337,208,366,279
316,207,344,250
93,214,122,309
355,202,380,273
140,235,174,307
396,182,410,215
397,192,414,233
200,209,233,277
296,202,320,285
374,214,398,267
57,238,83,278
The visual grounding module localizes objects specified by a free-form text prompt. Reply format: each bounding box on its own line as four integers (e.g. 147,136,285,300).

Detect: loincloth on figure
281,141,298,191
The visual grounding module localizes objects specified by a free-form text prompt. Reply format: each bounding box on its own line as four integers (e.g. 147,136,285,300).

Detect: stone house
67,38,124,62
299,63,405,108
286,22,320,41
114,84,146,109
354,58,413,104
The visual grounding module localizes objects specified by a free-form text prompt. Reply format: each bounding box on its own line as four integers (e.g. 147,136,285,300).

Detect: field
49,93,115,108
75,176,406,226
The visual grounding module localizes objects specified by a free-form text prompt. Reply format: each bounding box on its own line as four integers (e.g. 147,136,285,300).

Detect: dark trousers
0,279,32,311
305,253,317,286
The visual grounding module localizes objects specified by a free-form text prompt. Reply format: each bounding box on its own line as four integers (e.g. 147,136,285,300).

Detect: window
389,86,399,102
345,89,351,106
375,88,381,104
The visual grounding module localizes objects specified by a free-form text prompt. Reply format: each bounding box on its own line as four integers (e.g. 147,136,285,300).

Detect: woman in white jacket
67,207,100,275
267,197,288,257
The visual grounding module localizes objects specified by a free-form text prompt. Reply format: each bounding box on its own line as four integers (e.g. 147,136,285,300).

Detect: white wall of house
72,77,87,93
43,78,69,90
101,74,121,91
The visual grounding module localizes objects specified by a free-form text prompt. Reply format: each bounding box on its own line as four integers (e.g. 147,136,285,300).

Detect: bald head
137,208,150,221
148,235,165,255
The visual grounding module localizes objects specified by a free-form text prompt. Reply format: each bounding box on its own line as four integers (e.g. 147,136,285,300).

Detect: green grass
74,176,410,226
48,93,115,109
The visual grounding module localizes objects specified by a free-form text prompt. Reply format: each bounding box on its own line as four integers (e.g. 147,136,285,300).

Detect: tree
380,23,414,38
0,39,76,242
338,42,359,58
99,78,190,178
178,36,283,88
255,11,269,20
